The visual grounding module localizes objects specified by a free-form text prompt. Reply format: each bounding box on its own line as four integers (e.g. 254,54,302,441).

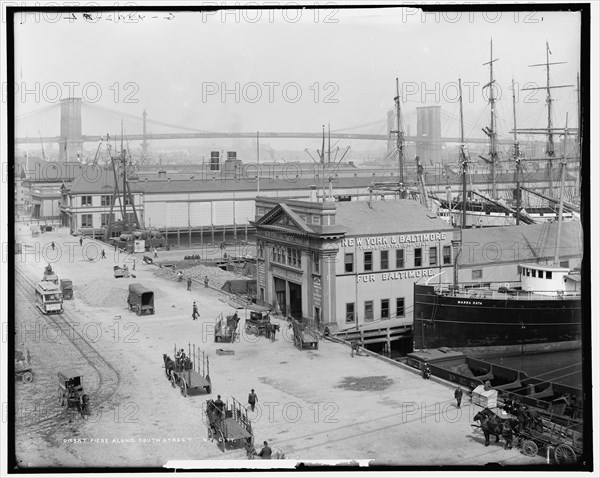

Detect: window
101,195,112,206
81,214,93,227
546,271,552,280
364,301,374,322
559,261,569,268
312,216,320,225
396,249,405,269
396,298,405,318
538,270,544,278
429,246,438,266
364,252,373,271
313,253,320,274
414,248,422,267
472,269,483,280
381,299,389,319
81,196,92,207
443,245,452,265
526,268,530,277
345,303,355,324
314,307,320,322
344,253,354,273
100,213,114,227
380,250,389,270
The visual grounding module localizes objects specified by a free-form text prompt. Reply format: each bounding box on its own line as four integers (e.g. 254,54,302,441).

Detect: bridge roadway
16,132,505,145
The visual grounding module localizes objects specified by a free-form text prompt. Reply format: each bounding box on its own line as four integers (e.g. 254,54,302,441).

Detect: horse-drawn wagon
163,344,211,397
215,313,240,343
244,308,271,337
290,318,319,350
15,350,33,383
57,369,89,418
43,264,59,284
518,417,583,464
472,407,519,450
205,396,253,452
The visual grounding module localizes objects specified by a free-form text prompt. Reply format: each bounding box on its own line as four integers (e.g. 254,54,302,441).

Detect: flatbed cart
205,396,253,452
214,313,240,343
291,318,319,350
163,343,211,397
518,417,583,464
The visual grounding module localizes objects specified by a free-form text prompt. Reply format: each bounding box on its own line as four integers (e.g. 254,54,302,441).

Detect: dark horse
473,408,519,449
76,393,90,418
163,354,175,379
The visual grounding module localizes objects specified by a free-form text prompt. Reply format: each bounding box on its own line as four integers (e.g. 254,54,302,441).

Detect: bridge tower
416,106,442,165
59,97,83,161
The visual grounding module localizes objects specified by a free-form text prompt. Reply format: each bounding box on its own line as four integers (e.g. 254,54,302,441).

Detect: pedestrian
153,247,158,258
204,276,209,288
422,364,431,380
248,389,258,412
192,302,199,320
350,340,359,358
187,278,192,291
51,241,55,250
132,260,136,271
101,249,106,259
454,387,463,408
258,441,272,459
516,404,527,431
79,237,83,247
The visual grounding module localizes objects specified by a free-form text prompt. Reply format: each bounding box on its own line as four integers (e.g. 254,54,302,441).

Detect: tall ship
413,66,582,357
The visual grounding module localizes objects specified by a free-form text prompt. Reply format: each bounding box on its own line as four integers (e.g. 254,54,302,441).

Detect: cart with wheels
163,343,211,397
518,416,583,464
205,396,253,452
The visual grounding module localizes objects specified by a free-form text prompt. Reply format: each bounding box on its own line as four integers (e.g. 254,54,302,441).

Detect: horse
473,408,519,449
163,354,175,379
76,393,90,418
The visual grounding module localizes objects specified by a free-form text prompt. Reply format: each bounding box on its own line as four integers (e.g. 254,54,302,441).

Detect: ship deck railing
433,285,581,301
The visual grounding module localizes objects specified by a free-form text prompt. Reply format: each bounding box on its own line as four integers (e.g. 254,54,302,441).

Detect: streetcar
35,281,63,314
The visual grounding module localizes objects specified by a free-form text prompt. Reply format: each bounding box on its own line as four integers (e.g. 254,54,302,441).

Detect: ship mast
512,78,522,225
453,78,467,289
521,42,572,206
553,114,568,266
392,77,405,197
482,38,499,198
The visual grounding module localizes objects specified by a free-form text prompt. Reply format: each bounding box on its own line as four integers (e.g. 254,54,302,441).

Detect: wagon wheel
205,384,212,394
180,377,188,397
164,366,171,379
522,440,538,457
22,371,33,383
58,390,64,406
554,444,577,465
170,374,177,388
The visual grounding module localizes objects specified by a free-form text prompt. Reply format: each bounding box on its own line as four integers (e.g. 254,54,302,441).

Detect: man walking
248,389,258,412
204,276,209,288
51,241,55,250
258,441,272,459
153,247,158,258
192,302,199,320
101,249,106,259
187,277,192,291
79,237,83,247
454,387,463,408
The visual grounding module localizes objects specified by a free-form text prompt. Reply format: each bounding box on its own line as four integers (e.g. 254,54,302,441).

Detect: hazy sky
12,5,582,153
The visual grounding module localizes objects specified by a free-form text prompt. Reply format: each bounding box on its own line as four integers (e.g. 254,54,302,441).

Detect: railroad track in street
15,268,121,429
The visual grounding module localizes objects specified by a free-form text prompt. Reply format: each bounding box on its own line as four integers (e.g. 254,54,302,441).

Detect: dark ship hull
413,284,582,356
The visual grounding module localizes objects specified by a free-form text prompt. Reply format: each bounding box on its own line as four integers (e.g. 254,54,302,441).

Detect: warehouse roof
458,220,583,267
335,200,453,236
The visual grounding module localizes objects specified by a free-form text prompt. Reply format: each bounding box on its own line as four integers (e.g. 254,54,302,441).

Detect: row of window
256,208,324,225
80,213,135,228
345,298,405,323
344,246,452,273
81,195,132,207
271,246,302,269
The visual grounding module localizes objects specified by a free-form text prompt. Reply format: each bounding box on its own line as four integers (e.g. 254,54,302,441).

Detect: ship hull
413,284,582,357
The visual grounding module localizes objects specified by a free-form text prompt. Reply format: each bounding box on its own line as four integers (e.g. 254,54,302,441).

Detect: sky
10,4,583,154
